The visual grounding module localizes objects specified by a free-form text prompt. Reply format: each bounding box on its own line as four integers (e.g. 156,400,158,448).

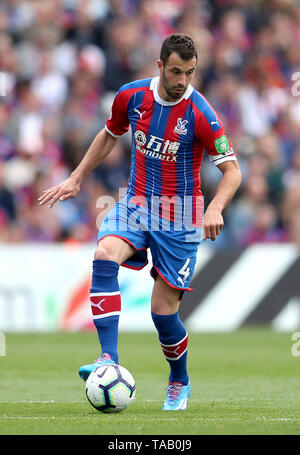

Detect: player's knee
151,276,181,315
151,296,180,315
94,244,117,262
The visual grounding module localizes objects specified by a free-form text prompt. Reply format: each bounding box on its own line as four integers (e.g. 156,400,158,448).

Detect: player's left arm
203,160,242,241
193,96,242,240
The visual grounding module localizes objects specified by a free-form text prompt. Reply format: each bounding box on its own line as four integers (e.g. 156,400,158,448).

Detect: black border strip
243,257,300,324
179,249,244,322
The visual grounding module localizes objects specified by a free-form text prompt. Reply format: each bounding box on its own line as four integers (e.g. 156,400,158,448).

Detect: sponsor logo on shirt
134,130,179,162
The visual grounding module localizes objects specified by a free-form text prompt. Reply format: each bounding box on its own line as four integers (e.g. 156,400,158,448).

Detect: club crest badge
174,118,188,135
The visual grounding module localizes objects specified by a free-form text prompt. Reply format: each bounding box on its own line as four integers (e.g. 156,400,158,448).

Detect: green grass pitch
0,329,300,435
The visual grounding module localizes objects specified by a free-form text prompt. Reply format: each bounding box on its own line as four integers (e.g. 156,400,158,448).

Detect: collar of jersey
150,76,193,106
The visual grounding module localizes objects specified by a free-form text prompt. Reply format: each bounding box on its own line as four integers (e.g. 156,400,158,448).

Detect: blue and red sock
151,311,189,386
90,259,121,364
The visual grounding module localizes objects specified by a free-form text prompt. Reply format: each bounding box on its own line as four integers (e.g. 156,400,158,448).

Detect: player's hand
38,175,81,208
203,207,224,241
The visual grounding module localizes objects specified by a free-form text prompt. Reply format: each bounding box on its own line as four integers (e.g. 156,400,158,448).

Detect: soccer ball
85,364,136,413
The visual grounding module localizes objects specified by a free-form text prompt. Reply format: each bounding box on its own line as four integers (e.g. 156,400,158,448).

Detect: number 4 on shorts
177,258,191,286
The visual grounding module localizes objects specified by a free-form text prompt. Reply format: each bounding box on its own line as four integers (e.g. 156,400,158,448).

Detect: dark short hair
160,33,198,65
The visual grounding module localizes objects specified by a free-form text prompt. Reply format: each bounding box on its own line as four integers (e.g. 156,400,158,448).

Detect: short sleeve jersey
105,77,236,220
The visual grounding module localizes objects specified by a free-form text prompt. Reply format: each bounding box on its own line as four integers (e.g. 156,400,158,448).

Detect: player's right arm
39,84,131,208
38,128,118,208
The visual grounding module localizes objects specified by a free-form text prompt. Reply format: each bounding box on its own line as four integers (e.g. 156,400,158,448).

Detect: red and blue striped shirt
105,77,236,223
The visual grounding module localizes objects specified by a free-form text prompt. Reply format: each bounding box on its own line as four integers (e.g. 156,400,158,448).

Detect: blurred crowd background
0,0,300,248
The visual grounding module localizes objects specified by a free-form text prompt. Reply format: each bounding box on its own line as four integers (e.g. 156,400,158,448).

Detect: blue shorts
97,201,202,294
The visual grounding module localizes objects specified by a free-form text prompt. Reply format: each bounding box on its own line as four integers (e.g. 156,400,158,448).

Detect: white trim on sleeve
208,147,237,166
105,124,122,138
